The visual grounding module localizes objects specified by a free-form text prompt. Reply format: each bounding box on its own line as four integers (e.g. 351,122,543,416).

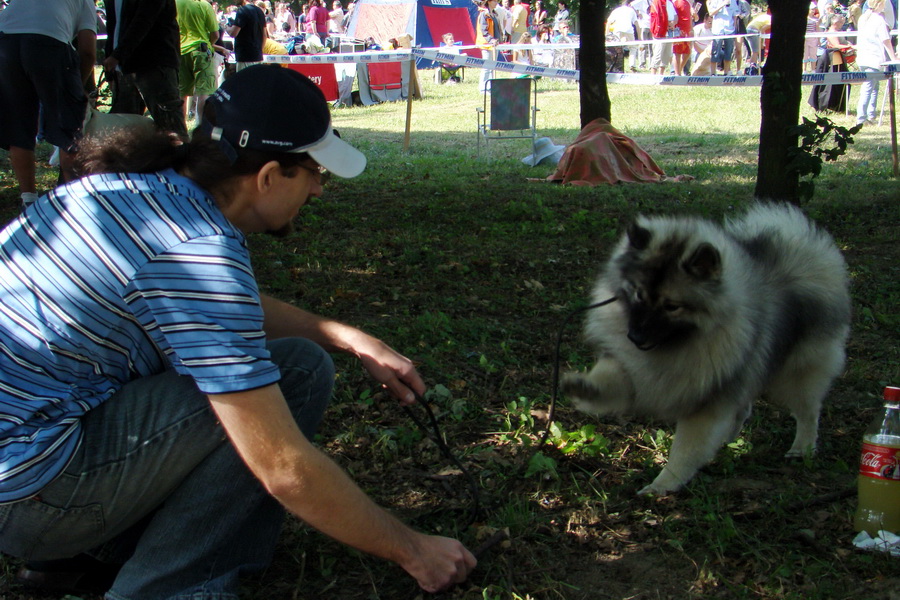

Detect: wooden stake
889,69,898,178
403,58,415,152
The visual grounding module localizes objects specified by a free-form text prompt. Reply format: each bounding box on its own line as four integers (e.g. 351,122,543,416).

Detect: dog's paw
560,373,601,406
784,446,816,459
637,482,681,496
637,470,685,496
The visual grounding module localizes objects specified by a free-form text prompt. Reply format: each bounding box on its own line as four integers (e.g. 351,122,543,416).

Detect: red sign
286,63,339,101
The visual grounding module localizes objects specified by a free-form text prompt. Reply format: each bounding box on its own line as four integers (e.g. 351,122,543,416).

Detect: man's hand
352,335,425,406
103,55,120,75
209,384,476,592
259,294,426,405
400,534,477,593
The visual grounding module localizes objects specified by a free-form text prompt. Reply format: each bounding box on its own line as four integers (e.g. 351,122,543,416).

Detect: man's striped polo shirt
0,169,281,503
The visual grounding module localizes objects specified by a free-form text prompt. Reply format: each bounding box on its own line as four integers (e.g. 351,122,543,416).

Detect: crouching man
0,65,476,600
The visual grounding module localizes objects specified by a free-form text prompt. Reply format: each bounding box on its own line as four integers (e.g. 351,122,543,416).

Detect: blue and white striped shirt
0,169,281,503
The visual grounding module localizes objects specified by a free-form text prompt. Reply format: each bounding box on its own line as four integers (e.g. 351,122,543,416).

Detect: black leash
401,392,482,528
398,295,617,529
530,295,618,460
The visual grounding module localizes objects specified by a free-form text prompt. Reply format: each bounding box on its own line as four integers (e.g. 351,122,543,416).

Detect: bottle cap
884,386,900,403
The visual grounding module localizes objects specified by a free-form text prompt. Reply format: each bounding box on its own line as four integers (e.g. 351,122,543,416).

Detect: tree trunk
579,0,611,127
755,0,808,204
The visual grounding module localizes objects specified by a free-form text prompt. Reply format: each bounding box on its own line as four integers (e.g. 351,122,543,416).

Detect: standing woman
808,13,852,112
307,0,329,39
476,0,501,91
531,0,548,31
855,0,897,125
671,0,693,75
552,0,569,35
804,4,820,72
298,2,310,30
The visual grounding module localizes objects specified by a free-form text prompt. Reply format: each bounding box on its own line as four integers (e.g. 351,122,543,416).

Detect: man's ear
256,160,282,194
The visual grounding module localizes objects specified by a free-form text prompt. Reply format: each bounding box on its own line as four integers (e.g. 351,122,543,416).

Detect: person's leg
0,338,333,599
639,27,651,69
857,68,877,124
710,38,723,75
0,35,43,199
108,71,147,116
236,60,263,72
480,48,495,91
650,38,663,74
857,78,871,124
867,79,880,123
104,337,335,600
722,37,734,75
19,34,86,192
178,52,197,121
191,48,218,122
133,65,188,138
674,49,685,76
620,32,637,69
659,41,672,75
9,147,37,194
29,44,87,186
58,149,78,184
745,29,759,65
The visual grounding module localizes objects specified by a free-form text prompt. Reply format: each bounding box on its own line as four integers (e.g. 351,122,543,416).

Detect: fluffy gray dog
561,203,851,495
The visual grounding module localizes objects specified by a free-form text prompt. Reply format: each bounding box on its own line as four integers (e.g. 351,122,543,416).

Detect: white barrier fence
264,47,894,86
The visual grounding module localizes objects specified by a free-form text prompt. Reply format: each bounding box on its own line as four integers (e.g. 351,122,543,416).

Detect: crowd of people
604,0,897,83
604,0,765,76
1,0,898,209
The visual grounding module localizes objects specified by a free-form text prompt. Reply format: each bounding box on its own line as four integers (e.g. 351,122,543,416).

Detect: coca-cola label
859,443,900,480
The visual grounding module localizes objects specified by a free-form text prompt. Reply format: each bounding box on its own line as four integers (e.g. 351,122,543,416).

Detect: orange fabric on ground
548,118,667,185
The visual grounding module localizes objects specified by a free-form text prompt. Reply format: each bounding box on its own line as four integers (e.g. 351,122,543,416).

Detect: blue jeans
0,338,334,600
856,65,881,123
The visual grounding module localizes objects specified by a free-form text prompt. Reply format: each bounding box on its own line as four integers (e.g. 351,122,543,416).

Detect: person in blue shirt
0,64,476,599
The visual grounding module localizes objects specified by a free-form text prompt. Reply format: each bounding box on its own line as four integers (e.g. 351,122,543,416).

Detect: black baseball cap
203,64,366,178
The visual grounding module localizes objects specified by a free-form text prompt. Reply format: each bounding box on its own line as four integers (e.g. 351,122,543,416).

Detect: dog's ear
627,222,651,250
684,243,721,280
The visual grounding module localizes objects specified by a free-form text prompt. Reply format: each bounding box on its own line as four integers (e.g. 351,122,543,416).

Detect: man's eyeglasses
299,163,331,186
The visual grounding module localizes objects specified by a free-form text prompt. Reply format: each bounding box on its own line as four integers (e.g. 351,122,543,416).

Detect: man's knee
268,338,335,435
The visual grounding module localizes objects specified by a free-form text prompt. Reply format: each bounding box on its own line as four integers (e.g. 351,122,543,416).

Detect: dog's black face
618,281,697,351
614,223,721,351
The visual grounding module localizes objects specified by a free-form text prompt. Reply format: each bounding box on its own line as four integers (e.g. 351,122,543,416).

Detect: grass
1,69,899,600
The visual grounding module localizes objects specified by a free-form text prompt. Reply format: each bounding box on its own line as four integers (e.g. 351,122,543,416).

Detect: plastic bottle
853,385,900,535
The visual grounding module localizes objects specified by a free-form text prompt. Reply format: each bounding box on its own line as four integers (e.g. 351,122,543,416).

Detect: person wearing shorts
0,0,96,207
708,0,737,75
227,0,268,71
649,0,676,75
176,0,220,121
103,0,187,138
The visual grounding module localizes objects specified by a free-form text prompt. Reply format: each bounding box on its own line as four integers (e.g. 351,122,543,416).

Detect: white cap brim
304,127,367,178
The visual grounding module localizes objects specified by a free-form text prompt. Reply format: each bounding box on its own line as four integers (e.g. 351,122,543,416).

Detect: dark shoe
16,555,120,594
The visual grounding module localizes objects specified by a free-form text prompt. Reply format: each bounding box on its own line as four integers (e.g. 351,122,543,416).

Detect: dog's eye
662,301,683,313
